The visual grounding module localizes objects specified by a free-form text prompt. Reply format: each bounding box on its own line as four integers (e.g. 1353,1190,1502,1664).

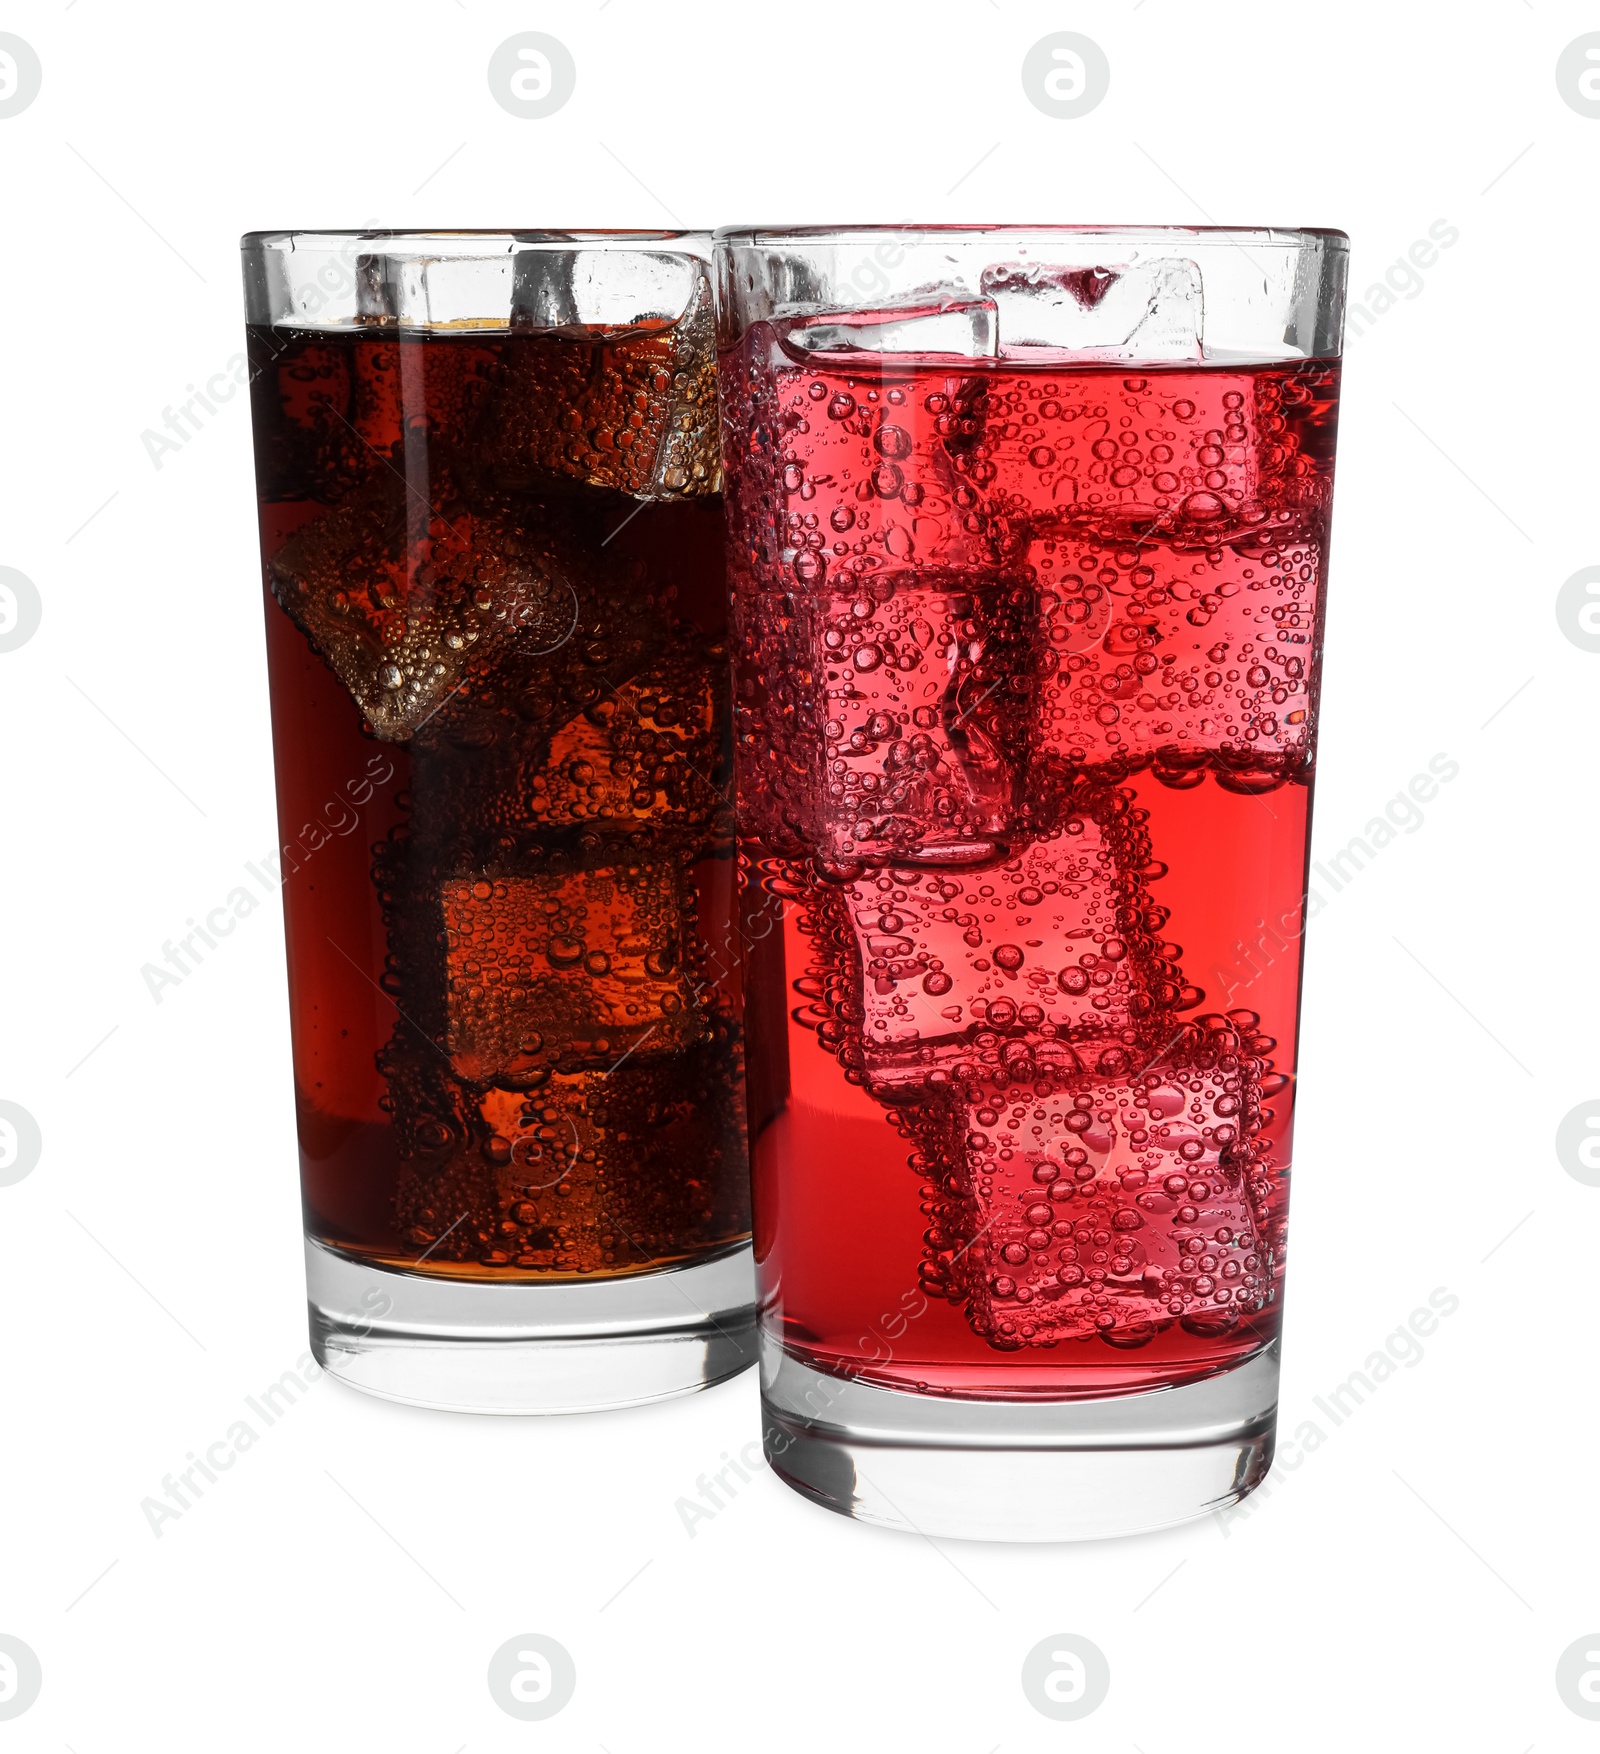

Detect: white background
0,1,1591,1746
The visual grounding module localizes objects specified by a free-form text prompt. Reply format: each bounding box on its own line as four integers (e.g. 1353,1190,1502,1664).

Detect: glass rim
240,228,711,252
713,223,1348,250
240,229,719,334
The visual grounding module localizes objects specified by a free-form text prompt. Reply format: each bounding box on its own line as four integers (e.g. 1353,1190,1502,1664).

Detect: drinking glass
715,224,1346,1535
243,230,753,1412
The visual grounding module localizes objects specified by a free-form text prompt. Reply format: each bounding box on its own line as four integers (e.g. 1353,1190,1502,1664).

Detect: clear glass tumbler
716,224,1346,1536
242,230,754,1413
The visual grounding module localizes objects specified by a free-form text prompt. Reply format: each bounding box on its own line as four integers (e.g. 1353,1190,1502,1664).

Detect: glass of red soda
716,224,1346,1537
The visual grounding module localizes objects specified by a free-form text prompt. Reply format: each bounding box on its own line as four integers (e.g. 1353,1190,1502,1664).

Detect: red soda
725,319,1338,1397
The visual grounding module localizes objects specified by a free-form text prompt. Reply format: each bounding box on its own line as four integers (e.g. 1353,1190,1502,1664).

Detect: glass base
760,1334,1279,1541
306,1238,757,1415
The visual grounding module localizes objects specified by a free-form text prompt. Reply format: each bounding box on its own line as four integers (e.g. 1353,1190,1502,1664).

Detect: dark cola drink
247,245,748,1289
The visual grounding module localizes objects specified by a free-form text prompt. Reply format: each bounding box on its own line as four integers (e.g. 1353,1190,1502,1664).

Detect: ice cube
414,553,674,774
528,630,730,833
508,249,584,333
386,1065,630,1271
918,1021,1273,1345
774,297,999,364
1033,536,1320,782
982,258,1204,361
765,369,1003,581
511,248,703,338
971,364,1332,780
470,256,720,500
844,796,1186,1094
391,1039,746,1273
267,478,585,741
441,856,706,1082
576,1043,748,1261
807,567,1039,865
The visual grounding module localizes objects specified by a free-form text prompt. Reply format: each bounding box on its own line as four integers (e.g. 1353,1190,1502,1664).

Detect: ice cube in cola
388,1048,746,1275
530,630,730,833
266,473,588,742
472,254,721,500
441,857,707,1083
